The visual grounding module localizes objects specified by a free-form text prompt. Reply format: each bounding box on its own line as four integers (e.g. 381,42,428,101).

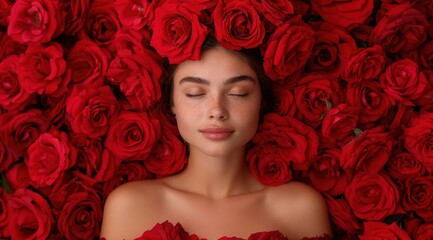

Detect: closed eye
185,93,205,98
229,93,249,97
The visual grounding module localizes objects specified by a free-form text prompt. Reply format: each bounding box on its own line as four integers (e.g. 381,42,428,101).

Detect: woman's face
171,46,262,157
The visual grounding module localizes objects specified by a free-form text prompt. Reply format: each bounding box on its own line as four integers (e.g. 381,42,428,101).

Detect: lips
199,127,234,140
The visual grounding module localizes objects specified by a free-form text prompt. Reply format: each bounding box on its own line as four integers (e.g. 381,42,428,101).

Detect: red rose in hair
321,104,359,147
66,84,119,138
385,151,427,181
7,0,66,44
102,161,153,197
306,23,357,79
0,55,33,112
105,111,161,161
252,0,294,27
213,0,265,50
67,39,108,85
62,0,90,35
115,0,153,30
247,113,319,185
413,223,433,240
150,2,208,64
404,112,433,170
8,188,54,240
144,127,187,177
18,42,71,97
1,109,50,160
344,45,389,83
380,58,429,106
359,222,411,240
345,172,399,221
25,129,76,186
402,176,433,222
311,0,374,28
340,127,394,173
0,188,9,238
57,190,102,239
370,6,429,54
346,81,394,124
79,0,121,48
326,197,361,236
106,49,164,111
264,16,315,81
294,73,342,128
309,148,353,196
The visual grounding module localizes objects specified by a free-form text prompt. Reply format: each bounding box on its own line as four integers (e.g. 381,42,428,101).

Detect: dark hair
159,35,275,119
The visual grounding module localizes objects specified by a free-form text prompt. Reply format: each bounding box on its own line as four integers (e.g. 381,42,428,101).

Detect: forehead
173,47,258,83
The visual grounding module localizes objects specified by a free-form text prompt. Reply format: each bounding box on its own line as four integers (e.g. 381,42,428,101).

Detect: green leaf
325,99,332,110
1,174,11,194
353,128,363,137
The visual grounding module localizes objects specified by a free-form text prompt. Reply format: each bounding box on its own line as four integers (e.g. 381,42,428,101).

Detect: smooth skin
100,46,332,240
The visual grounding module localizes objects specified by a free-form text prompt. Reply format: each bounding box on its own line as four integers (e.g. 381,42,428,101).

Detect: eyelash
185,93,249,98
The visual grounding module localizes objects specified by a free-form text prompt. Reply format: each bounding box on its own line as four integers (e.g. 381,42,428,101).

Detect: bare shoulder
100,179,166,240
265,181,332,239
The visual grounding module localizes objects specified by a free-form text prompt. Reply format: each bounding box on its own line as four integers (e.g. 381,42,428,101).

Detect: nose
208,95,229,120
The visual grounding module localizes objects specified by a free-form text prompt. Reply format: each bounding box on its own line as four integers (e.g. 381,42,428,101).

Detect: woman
100,37,332,240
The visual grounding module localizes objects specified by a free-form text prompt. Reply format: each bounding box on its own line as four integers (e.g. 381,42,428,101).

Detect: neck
174,147,262,199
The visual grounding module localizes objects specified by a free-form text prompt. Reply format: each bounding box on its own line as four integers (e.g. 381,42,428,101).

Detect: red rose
402,176,433,222
294,73,342,128
18,42,71,97
306,23,357,79
252,0,294,27
0,0,12,27
404,112,433,171
150,1,208,64
39,94,67,128
47,175,95,210
8,188,54,240
345,172,399,221
102,161,153,197
0,55,33,111
344,45,389,83
340,126,394,173
1,109,50,160
114,27,152,54
413,223,433,240
419,40,433,70
144,127,187,177
380,58,429,106
247,113,319,185
79,0,121,48
57,190,102,239
137,221,192,240
67,39,108,85
105,111,161,161
62,0,90,35
4,162,31,192
66,84,119,138
321,104,359,147
325,197,361,236
263,16,315,81
213,0,265,50
249,231,288,240
0,188,9,238
359,222,411,240
7,0,66,44
0,133,14,173
385,151,427,181
115,0,153,30
311,0,374,28
370,6,429,54
273,83,297,117
106,49,164,111
71,135,121,182
347,23,372,42
25,129,76,186
346,81,394,124
309,148,353,196
0,31,27,61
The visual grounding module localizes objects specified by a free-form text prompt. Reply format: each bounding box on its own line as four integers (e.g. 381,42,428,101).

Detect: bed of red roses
0,0,433,239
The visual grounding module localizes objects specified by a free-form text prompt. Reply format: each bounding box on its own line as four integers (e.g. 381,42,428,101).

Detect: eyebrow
178,75,256,85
